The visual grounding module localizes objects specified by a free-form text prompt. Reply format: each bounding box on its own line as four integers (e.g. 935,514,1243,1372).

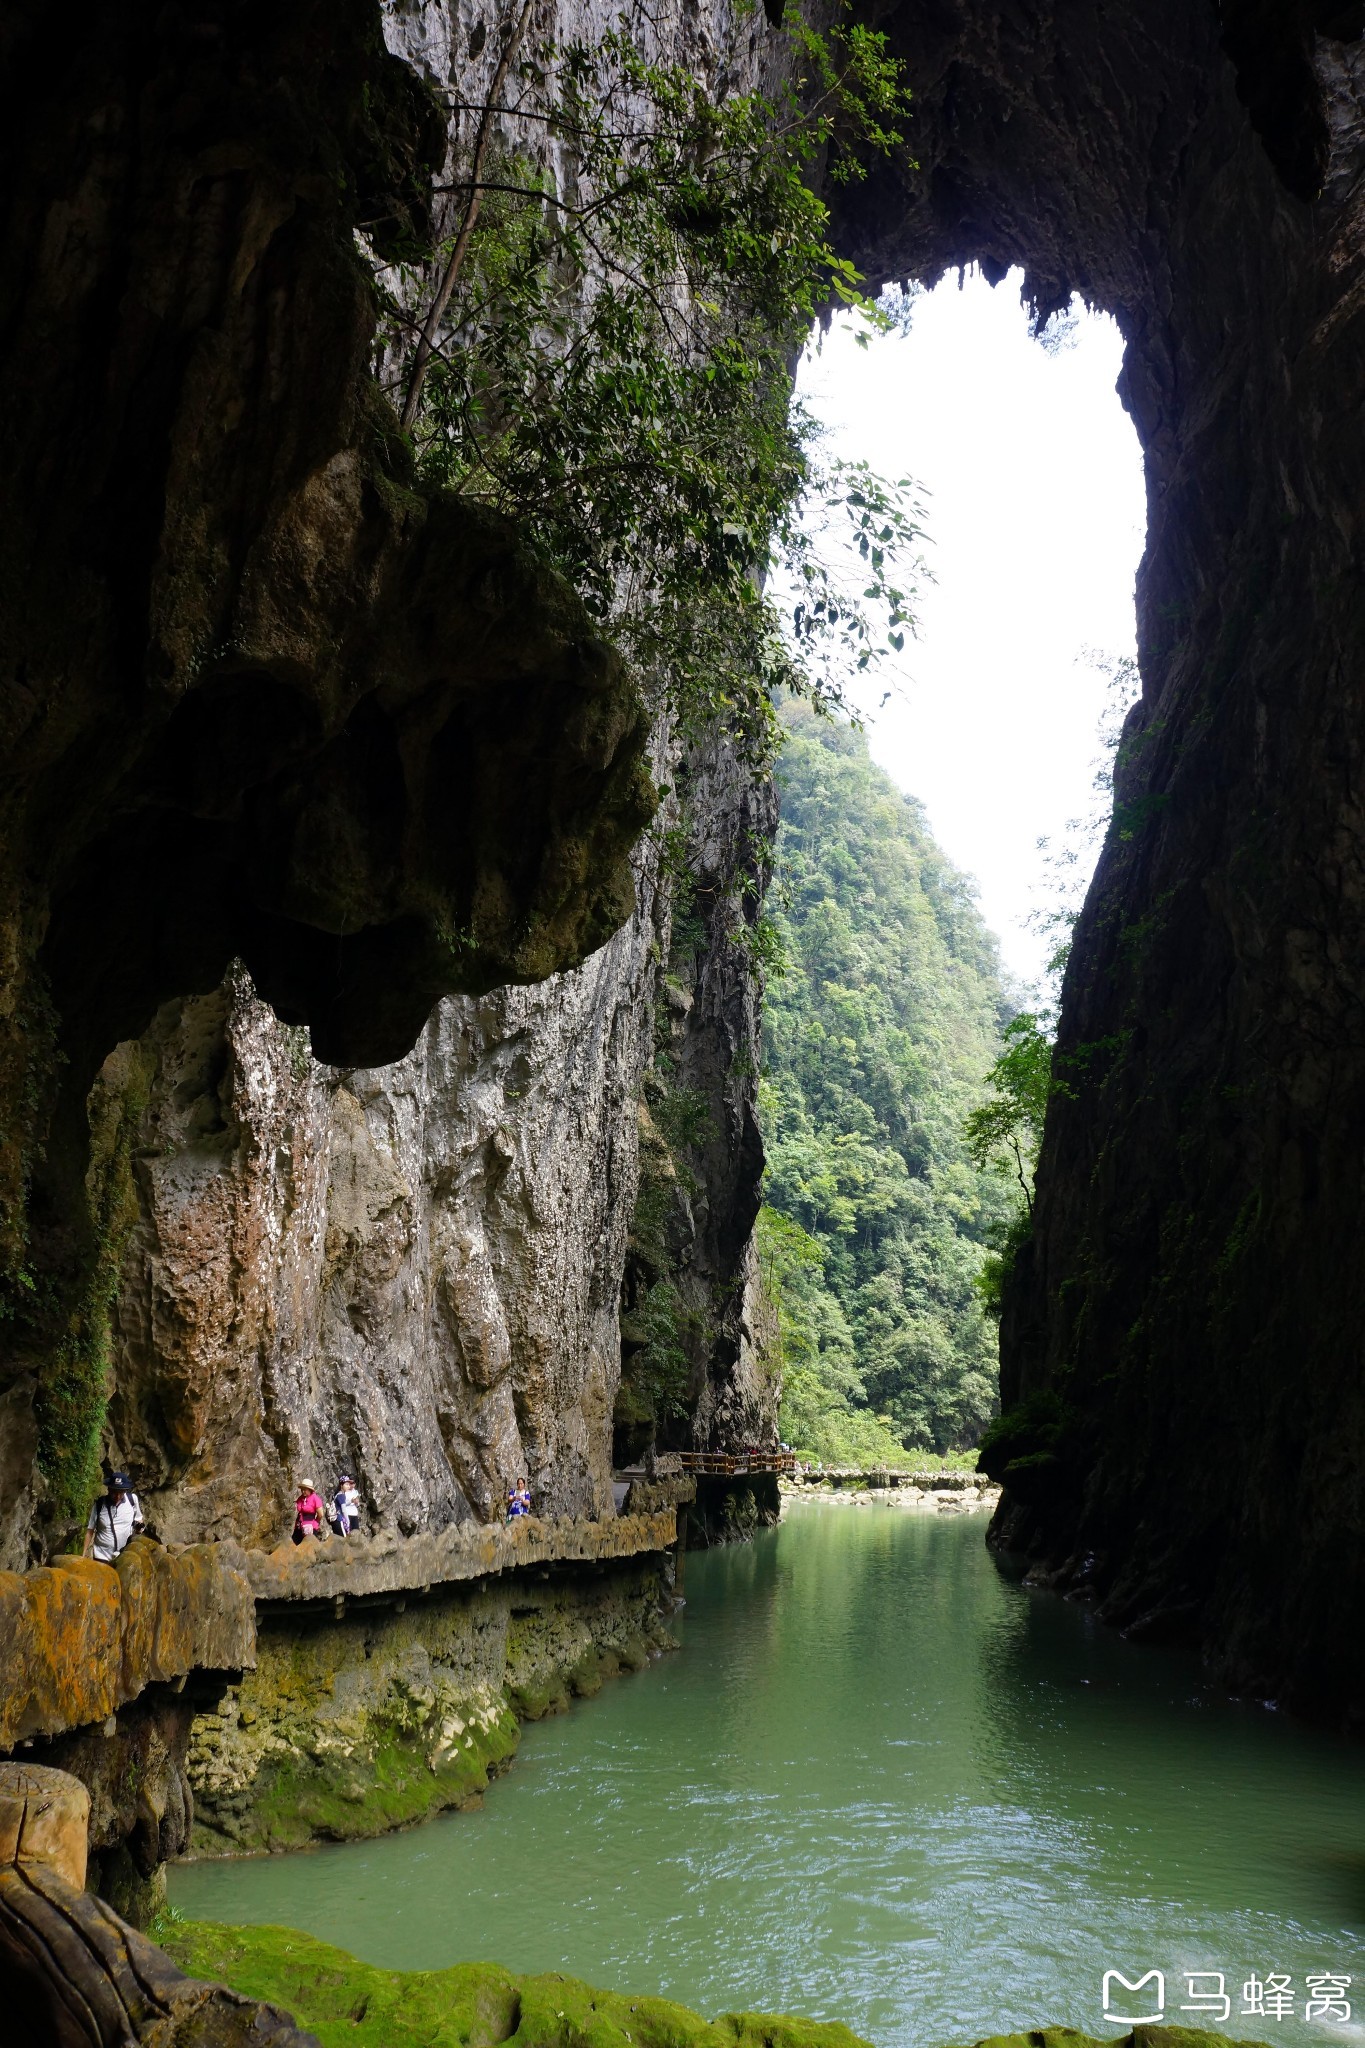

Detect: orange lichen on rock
0,1539,254,1750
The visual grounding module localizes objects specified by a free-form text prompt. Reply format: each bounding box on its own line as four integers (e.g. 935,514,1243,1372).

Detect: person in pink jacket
292,1481,326,1544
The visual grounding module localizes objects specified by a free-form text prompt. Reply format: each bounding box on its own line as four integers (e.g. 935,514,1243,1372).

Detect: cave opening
797,265,1147,993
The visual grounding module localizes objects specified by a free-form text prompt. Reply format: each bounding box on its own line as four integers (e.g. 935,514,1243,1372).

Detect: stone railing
0,1511,686,1749
0,1761,317,2045
0,1539,255,1752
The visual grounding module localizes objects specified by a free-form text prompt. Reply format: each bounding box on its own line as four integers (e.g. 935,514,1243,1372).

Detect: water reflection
171,1502,1365,2048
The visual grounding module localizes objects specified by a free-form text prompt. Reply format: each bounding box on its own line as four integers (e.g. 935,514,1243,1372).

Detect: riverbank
0,1507,690,1922
189,1548,680,1861
780,1476,1001,1513
157,1920,1266,2048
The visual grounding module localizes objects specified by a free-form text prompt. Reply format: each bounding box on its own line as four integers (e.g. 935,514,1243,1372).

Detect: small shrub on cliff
963,1013,1054,1218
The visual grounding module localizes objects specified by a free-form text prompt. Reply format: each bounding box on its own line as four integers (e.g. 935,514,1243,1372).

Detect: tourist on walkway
506,1476,531,1521
83,1473,144,1563
292,1481,326,1543
334,1474,362,1536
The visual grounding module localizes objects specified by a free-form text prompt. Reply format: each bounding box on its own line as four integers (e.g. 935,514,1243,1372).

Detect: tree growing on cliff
379,1,925,759
962,650,1141,1319
963,1014,1052,1216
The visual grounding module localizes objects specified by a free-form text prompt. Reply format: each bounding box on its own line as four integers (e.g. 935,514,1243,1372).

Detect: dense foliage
760,703,1014,1463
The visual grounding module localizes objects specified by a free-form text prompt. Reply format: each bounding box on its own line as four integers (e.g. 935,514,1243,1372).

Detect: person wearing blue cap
83,1471,145,1563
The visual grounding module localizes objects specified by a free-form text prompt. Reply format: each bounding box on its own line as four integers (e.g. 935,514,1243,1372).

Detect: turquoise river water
171,1501,1365,2048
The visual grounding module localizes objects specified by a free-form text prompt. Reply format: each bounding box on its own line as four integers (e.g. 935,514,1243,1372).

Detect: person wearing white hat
292,1480,326,1543
333,1474,362,1536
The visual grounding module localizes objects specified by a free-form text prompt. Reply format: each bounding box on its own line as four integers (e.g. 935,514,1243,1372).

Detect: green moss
202,1709,520,1856
507,1676,571,1721
35,1039,155,1525
975,1390,1080,1505
158,1926,1272,2048
160,1923,876,2048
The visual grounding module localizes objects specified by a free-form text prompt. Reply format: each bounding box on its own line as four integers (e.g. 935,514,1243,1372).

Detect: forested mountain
759,702,1012,1463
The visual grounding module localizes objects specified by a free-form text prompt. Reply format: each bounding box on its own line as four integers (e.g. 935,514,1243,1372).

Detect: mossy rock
158,1926,1272,2048
196,1712,519,1856
507,1677,571,1721
160,1923,877,2048
568,1649,606,1698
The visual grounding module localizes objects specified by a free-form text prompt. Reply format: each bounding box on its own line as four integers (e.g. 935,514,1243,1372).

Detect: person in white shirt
334,1475,362,1536
83,1472,144,1564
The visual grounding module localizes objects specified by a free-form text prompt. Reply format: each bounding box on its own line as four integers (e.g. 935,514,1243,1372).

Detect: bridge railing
672,1451,798,1477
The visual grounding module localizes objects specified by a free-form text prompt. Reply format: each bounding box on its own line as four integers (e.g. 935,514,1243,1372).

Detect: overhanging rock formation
831,0,1365,1719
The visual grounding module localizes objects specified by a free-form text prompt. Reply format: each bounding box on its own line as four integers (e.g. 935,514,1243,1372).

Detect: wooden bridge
671,1450,798,1477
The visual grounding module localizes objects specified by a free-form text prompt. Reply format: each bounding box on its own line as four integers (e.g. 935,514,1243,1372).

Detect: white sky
796,267,1146,991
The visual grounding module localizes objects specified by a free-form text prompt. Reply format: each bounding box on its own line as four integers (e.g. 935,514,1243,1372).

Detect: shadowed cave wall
0,0,778,1568
832,0,1365,1721
3,0,1365,1726
0,0,656,1552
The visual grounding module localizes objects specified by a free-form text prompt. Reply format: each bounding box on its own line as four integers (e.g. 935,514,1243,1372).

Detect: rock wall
0,0,656,1561
99,915,657,1550
88,745,773,1559
0,1538,254,1751
828,1,1365,1719
620,732,782,1463
2,1535,257,1923
189,1554,678,1856
10,0,1358,1738
0,0,780,1569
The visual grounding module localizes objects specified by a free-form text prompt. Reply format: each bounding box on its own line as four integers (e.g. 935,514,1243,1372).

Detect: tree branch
400,0,540,431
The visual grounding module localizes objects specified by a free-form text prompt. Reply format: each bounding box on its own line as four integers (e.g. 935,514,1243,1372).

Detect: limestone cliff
0,0,776,1566
99,914,656,1547
619,731,782,1464
829,1,1365,1720
25,0,783,1560
6,0,1363,1731
84,736,774,1557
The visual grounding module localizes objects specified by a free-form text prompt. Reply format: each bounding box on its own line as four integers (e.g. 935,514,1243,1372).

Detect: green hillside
759,702,1012,1463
